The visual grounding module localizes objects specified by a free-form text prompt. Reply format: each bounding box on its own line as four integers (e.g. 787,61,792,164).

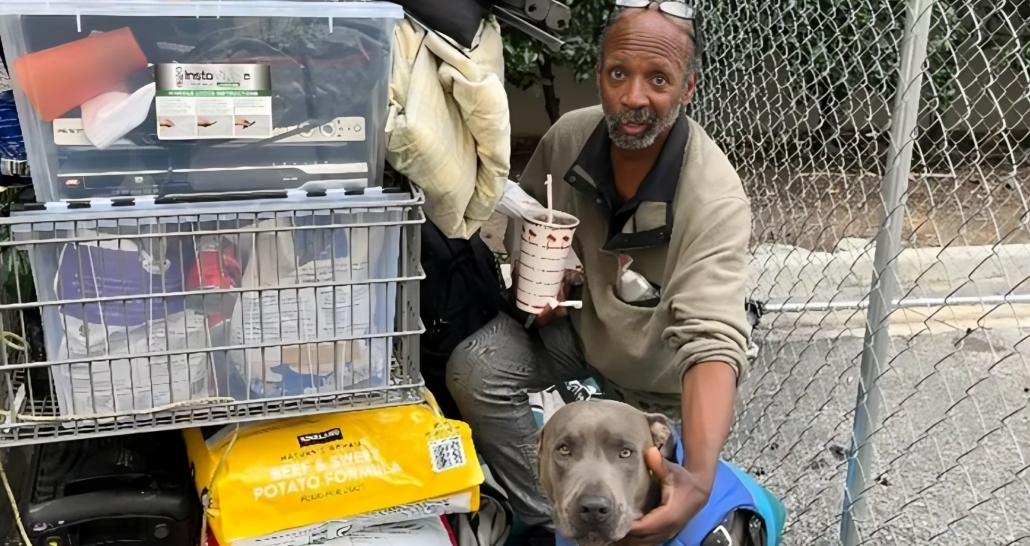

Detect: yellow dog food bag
183,400,484,543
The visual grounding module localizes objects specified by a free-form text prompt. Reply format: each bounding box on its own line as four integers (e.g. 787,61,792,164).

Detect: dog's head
537,400,675,546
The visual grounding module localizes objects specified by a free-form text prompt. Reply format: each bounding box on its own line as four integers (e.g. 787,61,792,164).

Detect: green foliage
974,1,1030,77
925,2,974,112
0,186,34,305
502,0,614,92
501,0,1027,126
738,0,969,112
2,247,33,305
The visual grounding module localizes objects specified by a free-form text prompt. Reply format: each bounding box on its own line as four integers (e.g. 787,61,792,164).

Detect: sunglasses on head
613,0,701,52
614,0,695,20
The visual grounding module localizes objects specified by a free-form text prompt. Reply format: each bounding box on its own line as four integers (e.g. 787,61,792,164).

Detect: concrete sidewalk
482,211,1030,309
748,239,1030,308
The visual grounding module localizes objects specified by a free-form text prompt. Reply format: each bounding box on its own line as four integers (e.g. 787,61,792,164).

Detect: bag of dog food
183,398,483,543
207,517,457,546
228,492,474,546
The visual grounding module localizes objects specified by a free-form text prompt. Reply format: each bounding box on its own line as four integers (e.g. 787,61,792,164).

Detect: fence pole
840,0,935,544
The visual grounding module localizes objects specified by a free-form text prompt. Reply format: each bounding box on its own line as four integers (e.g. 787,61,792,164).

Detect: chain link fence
690,0,1030,544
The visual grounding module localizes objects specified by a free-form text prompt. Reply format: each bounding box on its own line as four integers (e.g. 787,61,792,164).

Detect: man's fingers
624,507,676,545
644,446,669,480
532,303,557,328
628,504,669,533
617,534,662,546
540,302,557,319
532,299,567,328
559,276,572,300
644,447,675,505
625,455,699,546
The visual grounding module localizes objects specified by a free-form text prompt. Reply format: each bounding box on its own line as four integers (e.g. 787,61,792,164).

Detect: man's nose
621,78,649,110
577,495,613,524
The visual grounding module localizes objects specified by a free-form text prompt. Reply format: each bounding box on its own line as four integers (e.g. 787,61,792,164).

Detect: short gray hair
597,6,700,79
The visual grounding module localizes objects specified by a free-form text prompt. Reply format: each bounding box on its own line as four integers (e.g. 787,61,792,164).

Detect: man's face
597,9,697,151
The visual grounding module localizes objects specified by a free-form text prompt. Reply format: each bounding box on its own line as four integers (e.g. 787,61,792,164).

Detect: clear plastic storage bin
0,1,402,203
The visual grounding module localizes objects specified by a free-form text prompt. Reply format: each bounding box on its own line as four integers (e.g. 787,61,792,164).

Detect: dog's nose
577,495,612,523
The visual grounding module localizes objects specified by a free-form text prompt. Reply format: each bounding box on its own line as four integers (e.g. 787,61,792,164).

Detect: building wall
506,65,600,138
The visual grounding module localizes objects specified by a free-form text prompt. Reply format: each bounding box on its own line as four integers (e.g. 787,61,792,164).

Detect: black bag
420,220,507,420
390,0,492,49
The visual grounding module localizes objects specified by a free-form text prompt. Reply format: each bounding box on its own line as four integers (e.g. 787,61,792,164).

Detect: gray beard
603,105,680,151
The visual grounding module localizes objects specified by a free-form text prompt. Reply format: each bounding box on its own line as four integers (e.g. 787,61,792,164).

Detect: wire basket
0,190,425,445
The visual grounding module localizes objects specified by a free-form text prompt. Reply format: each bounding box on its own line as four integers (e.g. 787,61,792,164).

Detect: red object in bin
187,244,242,292
186,241,243,327
12,27,148,122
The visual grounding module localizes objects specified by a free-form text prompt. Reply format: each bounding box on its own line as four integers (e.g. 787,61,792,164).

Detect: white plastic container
223,202,404,399
0,1,402,202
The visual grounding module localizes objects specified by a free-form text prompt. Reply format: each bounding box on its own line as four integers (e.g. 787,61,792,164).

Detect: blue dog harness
556,434,786,546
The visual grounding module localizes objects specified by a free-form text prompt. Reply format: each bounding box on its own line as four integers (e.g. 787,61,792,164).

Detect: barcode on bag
429,436,466,472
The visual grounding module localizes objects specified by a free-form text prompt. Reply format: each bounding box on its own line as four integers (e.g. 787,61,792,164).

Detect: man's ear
680,71,698,107
646,413,677,460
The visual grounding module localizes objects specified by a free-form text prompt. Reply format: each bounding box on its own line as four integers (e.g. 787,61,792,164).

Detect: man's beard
603,104,680,150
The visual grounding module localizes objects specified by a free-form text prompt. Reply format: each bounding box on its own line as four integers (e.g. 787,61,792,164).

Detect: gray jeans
446,312,683,527
446,313,593,527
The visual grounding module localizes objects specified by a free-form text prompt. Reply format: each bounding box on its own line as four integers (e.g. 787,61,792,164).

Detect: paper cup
515,210,580,313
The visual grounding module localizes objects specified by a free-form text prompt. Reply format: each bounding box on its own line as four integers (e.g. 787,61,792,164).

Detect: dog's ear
645,413,677,461
534,426,553,500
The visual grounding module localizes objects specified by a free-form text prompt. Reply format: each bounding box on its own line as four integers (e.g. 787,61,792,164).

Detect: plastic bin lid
4,187,423,226
0,1,404,18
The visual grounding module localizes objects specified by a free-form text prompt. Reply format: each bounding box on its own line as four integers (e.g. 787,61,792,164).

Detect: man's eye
620,449,633,458
558,445,571,456
611,69,625,79
654,76,667,85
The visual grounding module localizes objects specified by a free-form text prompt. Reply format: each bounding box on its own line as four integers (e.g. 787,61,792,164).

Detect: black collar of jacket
562,111,689,252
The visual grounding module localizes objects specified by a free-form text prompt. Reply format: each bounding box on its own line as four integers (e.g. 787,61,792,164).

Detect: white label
53,118,92,146
428,436,466,473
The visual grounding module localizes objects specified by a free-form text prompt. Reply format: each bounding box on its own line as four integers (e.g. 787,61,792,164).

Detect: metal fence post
840,0,935,543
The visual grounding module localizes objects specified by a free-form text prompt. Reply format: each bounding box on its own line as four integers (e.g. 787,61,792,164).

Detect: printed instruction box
155,63,272,140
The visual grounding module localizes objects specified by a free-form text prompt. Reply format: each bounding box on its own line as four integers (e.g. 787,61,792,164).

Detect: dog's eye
557,444,571,456
620,449,633,459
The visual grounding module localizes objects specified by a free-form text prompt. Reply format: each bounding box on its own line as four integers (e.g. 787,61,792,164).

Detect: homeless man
447,3,751,545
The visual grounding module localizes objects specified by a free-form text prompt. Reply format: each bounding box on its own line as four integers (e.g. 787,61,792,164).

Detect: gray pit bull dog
536,400,678,546
537,400,754,546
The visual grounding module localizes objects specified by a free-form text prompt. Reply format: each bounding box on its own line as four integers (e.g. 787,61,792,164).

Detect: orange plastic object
12,27,148,122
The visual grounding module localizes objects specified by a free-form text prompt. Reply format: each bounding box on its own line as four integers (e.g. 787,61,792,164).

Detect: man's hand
616,447,712,546
534,293,569,327
619,361,737,545
518,263,576,328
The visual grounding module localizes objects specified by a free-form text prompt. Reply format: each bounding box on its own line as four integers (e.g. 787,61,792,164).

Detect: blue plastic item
0,90,26,160
0,89,29,177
